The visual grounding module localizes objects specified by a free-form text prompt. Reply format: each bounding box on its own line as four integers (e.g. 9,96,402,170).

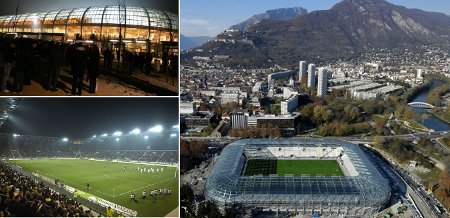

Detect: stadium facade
0,5,178,53
205,139,390,216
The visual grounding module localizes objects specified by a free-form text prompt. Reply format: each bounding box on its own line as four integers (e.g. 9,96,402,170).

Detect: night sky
0,0,178,15
0,98,179,139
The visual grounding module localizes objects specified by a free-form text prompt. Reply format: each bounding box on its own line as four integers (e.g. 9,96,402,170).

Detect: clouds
181,17,225,37
182,18,210,25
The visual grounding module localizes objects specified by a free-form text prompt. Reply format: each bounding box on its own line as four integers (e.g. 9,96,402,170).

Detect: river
408,80,450,131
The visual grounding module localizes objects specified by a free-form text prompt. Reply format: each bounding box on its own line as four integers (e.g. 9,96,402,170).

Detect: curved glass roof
205,139,390,213
0,5,178,30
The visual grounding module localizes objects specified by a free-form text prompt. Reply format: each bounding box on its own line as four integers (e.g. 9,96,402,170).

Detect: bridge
407,102,435,109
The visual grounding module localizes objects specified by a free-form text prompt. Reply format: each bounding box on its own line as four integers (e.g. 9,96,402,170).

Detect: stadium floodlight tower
148,125,163,133
62,137,69,142
205,139,390,217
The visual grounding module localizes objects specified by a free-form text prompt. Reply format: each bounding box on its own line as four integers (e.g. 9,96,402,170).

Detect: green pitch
7,159,178,217
244,159,344,176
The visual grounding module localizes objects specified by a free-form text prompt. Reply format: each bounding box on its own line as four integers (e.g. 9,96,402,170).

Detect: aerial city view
180,0,450,217
0,98,179,217
0,0,178,96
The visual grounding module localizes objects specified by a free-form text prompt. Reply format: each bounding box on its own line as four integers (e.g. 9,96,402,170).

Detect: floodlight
62,138,68,142
92,135,97,138
113,131,122,136
170,133,177,137
101,133,108,137
172,125,179,129
144,136,149,139
13,134,19,137
148,125,163,133
130,128,141,135
115,138,120,141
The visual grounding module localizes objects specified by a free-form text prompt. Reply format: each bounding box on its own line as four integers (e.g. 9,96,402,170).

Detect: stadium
0,98,179,217
205,139,390,216
0,5,178,54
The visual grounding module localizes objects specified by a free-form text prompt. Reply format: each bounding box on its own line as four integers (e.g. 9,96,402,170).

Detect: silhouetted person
13,42,28,93
162,50,168,74
26,41,39,85
103,47,113,73
1,41,16,92
144,52,152,75
87,45,100,94
47,42,64,91
70,43,87,95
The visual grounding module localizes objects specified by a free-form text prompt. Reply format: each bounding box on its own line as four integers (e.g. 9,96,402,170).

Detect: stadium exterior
205,139,390,216
0,5,178,54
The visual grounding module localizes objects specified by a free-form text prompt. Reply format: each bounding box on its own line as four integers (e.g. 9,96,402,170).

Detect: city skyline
181,0,450,37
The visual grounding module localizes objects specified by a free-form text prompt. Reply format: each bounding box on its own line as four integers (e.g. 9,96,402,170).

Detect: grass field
244,159,344,176
7,159,178,217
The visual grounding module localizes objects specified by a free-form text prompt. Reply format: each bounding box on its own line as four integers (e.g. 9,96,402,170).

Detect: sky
0,0,178,15
181,0,450,37
0,98,179,139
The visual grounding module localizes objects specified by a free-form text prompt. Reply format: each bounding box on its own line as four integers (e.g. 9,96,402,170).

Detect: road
182,131,449,145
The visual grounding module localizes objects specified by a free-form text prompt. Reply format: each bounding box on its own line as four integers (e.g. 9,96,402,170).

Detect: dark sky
0,0,178,15
0,98,179,139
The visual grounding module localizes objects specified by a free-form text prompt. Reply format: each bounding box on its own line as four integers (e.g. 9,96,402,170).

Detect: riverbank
429,108,450,125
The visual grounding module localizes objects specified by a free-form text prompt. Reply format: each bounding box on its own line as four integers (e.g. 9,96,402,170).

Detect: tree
421,114,429,124
197,201,222,218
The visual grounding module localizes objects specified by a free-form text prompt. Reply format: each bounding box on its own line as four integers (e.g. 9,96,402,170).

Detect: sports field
244,159,344,176
7,159,178,217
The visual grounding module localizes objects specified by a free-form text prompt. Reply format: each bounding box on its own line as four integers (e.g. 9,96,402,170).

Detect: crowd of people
0,35,178,95
0,163,93,216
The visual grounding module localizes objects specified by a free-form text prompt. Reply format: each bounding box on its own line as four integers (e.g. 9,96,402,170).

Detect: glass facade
0,5,178,43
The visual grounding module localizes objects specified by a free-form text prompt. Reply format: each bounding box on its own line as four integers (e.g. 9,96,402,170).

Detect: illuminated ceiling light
148,125,163,133
130,128,141,135
62,138,68,142
112,131,122,136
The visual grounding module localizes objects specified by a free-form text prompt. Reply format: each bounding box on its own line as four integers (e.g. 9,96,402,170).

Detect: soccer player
86,182,90,190
123,166,126,172
142,190,147,199
131,193,137,202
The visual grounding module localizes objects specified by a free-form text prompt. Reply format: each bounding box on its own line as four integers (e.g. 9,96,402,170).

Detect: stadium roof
0,5,178,30
205,139,390,212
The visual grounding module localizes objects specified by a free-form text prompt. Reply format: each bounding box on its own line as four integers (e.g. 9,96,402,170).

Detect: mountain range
228,7,308,31
185,0,450,67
